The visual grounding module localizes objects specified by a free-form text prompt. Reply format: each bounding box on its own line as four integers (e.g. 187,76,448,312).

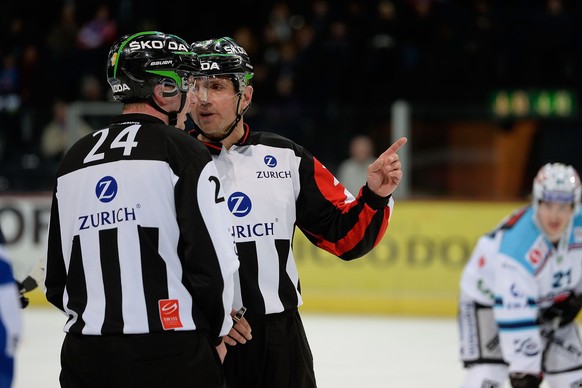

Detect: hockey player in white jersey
459,163,582,388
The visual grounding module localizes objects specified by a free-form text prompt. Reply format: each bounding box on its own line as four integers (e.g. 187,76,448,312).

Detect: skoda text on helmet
188,37,254,141
191,37,254,93
533,163,582,214
107,31,200,126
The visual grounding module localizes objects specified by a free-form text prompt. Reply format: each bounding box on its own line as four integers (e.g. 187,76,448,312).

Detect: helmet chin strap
192,93,250,142
149,91,188,126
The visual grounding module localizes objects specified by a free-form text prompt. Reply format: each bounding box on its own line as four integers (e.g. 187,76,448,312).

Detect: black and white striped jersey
193,125,394,315
45,113,238,341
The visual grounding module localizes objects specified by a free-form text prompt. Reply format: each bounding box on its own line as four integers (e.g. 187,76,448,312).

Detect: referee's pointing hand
367,137,407,198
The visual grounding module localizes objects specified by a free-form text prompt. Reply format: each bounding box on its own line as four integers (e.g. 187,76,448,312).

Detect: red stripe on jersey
203,142,222,152
503,207,528,229
315,203,389,255
311,158,390,255
312,157,357,213
373,206,390,246
238,124,251,144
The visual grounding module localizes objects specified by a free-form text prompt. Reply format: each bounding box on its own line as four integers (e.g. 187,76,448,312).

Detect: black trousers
224,309,317,388
60,330,224,388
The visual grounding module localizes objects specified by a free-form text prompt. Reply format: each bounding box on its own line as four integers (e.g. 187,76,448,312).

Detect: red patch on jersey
159,299,183,330
478,255,486,268
529,248,542,265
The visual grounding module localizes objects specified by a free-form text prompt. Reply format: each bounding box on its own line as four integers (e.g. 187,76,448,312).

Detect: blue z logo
96,176,118,203
228,192,252,217
264,155,277,168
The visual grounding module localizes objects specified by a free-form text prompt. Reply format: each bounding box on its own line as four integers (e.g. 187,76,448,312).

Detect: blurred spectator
399,0,442,101
317,18,357,164
1,0,582,193
1,17,26,58
262,40,307,143
0,54,20,111
46,3,80,101
233,26,259,59
79,74,104,102
532,0,575,87
0,53,22,162
40,99,93,162
268,2,293,42
78,74,111,129
362,1,401,100
76,3,118,82
46,2,78,53
309,0,331,35
19,43,51,147
337,135,376,196
77,3,117,51
19,44,45,108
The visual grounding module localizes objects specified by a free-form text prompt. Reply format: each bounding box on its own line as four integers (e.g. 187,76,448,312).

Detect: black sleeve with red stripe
295,148,392,261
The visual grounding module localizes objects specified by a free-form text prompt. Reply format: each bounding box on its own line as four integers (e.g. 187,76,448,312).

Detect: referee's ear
240,85,253,112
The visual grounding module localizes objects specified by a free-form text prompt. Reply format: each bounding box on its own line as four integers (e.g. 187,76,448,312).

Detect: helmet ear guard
232,73,252,94
159,79,180,98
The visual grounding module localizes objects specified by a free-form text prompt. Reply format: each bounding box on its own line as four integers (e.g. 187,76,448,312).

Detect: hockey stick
541,316,561,370
19,258,44,293
17,258,44,307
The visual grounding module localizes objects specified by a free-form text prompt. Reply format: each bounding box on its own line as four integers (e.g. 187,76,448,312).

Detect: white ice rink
14,308,552,388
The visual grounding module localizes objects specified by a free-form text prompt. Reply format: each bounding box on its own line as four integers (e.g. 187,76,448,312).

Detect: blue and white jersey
0,227,22,388
460,205,582,374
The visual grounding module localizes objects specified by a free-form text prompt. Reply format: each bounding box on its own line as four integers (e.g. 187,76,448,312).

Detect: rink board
295,201,524,316
0,195,524,315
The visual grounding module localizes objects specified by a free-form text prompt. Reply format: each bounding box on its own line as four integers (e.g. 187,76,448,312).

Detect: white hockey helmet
532,163,581,213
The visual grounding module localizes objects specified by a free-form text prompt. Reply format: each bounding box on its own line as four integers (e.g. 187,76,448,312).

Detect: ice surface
15,308,552,388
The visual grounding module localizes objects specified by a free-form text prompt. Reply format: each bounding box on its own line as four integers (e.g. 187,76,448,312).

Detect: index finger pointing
382,137,408,156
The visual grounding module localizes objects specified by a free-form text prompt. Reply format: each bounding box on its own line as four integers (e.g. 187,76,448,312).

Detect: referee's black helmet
107,31,200,102
190,37,254,92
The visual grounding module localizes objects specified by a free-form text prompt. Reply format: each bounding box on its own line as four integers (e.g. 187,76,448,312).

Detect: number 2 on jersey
208,176,225,204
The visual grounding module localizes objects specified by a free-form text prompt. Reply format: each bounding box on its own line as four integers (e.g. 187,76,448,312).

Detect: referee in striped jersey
45,32,238,388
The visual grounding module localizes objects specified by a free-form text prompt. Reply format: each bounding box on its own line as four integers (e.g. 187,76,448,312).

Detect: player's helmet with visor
190,36,254,93
533,163,581,214
107,31,200,102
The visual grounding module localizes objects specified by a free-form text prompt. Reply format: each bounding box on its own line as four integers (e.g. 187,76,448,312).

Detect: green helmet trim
147,50,196,89
198,53,232,57
111,31,159,78
197,53,254,84
147,70,183,88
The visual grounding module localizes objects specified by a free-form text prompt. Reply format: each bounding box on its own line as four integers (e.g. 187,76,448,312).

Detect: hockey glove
16,275,39,309
509,373,542,388
17,281,29,308
540,292,582,327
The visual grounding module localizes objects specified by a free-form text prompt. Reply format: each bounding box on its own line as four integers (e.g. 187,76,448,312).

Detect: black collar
190,123,251,155
109,113,166,126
